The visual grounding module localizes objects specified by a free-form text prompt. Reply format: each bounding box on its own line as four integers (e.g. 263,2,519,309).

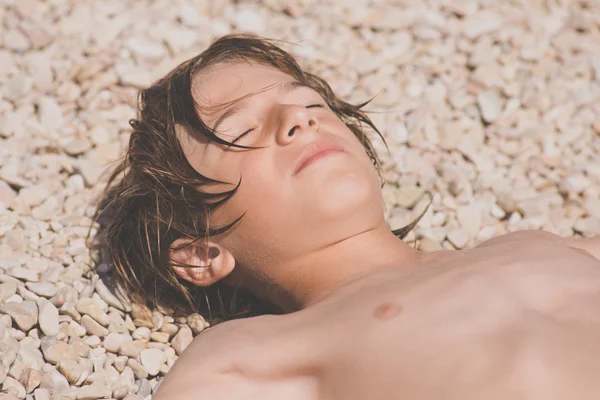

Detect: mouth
293,140,347,175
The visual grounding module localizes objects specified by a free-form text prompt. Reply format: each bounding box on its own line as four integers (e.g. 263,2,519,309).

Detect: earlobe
169,238,236,287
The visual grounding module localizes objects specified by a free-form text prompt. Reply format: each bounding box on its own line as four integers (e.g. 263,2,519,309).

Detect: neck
245,225,426,313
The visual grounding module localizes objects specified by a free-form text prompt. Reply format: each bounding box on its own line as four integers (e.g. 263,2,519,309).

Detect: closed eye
228,104,325,147
228,127,255,147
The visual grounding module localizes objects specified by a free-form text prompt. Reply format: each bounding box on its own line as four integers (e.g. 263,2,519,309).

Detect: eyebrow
211,81,314,132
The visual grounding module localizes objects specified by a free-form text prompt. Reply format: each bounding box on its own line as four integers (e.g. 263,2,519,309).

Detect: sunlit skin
155,62,600,400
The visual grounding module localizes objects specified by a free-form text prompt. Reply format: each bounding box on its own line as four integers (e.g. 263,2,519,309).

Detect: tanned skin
153,62,600,400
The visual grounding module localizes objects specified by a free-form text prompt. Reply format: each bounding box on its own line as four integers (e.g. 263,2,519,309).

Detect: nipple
374,302,403,320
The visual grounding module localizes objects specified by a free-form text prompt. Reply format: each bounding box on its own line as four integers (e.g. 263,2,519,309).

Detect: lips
293,140,346,175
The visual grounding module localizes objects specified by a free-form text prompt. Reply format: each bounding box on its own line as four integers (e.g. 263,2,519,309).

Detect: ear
169,238,236,287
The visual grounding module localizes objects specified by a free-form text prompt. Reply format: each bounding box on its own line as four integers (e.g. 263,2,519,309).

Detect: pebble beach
1,0,600,399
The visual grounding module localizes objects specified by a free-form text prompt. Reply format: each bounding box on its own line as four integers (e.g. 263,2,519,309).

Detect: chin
311,171,381,218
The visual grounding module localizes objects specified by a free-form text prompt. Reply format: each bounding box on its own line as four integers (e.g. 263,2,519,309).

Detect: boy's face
177,61,385,272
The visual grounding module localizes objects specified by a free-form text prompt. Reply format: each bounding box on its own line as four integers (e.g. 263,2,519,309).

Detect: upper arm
562,236,600,261
153,319,251,400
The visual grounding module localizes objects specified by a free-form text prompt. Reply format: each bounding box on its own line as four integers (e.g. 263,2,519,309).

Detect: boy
98,34,600,399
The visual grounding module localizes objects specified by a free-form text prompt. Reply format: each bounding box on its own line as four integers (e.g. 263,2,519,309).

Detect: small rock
477,90,504,123
0,182,17,209
3,28,30,52
112,385,129,399
447,227,471,249
395,186,425,208
118,341,144,359
63,139,92,157
37,299,59,336
136,378,152,398
139,348,165,376
75,298,110,327
17,186,49,208
2,376,26,399
456,205,482,238
95,279,127,312
171,326,193,356
26,282,57,298
102,333,132,354
4,73,33,101
80,315,109,337
232,9,265,34
126,37,166,61
17,345,44,370
33,388,50,400
186,314,207,335
6,267,39,283
131,327,151,342
37,97,64,132
31,197,59,221
0,301,38,331
113,356,128,373
57,360,81,384
149,331,170,343
159,323,178,336
18,367,42,393
463,11,503,39
73,160,101,187
151,311,164,331
41,340,78,365
0,281,18,303
126,359,148,380
77,381,112,400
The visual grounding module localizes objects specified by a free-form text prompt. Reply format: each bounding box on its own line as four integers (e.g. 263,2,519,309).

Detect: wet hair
92,33,431,323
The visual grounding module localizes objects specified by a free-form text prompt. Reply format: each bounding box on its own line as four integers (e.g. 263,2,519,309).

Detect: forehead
192,62,297,113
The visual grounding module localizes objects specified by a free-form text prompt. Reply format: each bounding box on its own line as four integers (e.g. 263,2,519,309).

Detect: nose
275,104,320,145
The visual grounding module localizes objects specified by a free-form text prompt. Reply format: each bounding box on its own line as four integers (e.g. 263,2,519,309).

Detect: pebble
37,299,59,336
149,331,170,343
2,376,26,398
395,186,425,208
17,186,49,208
477,90,504,123
456,205,482,238
0,301,38,331
75,298,110,327
118,341,144,358
26,282,57,298
6,267,39,283
103,333,132,354
171,326,193,356
232,9,265,34
63,139,92,157
186,314,208,335
57,360,81,384
18,367,42,393
140,348,165,376
37,97,64,132
0,182,17,209
4,73,33,101
95,279,128,312
463,11,503,39
127,359,148,380
80,315,109,337
131,327,151,342
447,227,472,249
77,381,112,400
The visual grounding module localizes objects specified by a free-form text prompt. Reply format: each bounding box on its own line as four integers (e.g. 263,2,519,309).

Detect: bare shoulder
153,314,315,400
153,317,264,400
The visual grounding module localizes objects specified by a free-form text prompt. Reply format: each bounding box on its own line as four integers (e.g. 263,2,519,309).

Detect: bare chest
311,234,600,399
